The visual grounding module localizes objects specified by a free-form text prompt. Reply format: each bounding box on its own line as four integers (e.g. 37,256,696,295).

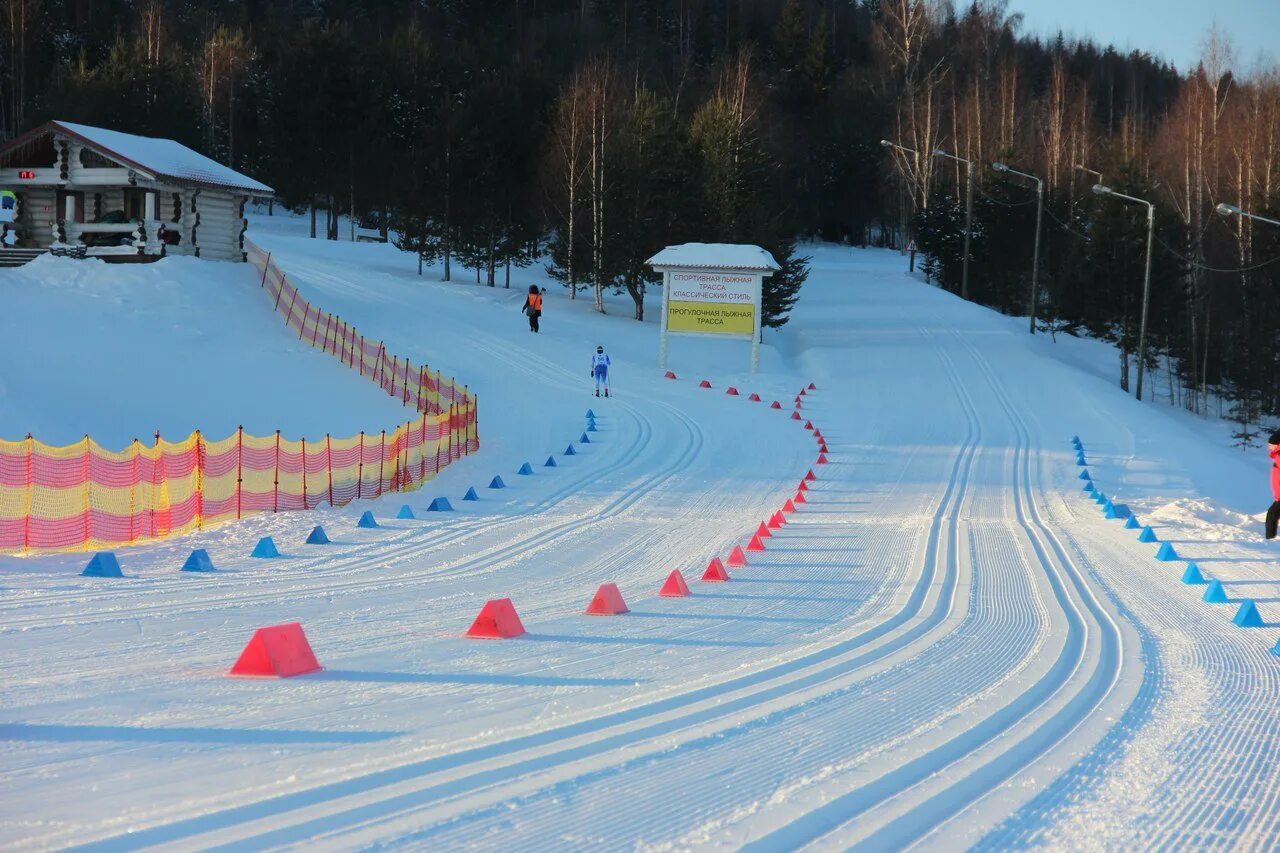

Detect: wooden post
301,436,308,510
236,425,244,520
194,429,204,531
273,429,280,513
357,431,364,499
151,431,161,538
310,305,321,346
390,354,399,397
128,438,139,543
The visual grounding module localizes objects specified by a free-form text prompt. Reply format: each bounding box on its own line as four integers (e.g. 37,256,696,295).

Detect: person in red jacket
1267,430,1280,539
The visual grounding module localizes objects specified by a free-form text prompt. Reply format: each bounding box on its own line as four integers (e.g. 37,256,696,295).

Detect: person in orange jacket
1267,430,1280,539
521,285,545,333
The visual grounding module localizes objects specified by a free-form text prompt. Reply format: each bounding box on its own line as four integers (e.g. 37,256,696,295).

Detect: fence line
0,243,479,555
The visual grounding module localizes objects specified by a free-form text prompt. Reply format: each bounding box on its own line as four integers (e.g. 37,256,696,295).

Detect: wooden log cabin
0,120,273,262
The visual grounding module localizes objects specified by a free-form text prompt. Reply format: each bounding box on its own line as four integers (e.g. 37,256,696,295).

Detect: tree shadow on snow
626,610,826,625
524,633,775,649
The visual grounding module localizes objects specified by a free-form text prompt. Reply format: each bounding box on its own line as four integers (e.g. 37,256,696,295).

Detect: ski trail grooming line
791,333,1137,851
77,368,984,851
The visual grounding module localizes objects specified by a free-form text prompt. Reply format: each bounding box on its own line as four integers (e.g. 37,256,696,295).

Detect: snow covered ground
2,218,1279,849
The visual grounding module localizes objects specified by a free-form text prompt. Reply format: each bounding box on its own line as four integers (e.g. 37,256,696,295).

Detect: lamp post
993,161,1044,334
934,149,975,300
881,139,921,259
1216,202,1280,228
1093,183,1155,401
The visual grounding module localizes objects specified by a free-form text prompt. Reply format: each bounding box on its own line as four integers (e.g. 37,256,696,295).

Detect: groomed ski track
3,236,1280,849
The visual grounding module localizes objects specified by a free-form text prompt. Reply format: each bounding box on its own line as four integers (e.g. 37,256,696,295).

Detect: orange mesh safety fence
0,243,479,555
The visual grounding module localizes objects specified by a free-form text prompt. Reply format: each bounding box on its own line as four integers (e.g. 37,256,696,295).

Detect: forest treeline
2,1,1279,437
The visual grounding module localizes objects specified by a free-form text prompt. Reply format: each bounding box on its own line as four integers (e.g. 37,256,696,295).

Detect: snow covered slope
2,223,1279,849
0,253,409,446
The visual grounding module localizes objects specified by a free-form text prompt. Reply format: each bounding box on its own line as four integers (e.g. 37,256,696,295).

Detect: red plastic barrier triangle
664,370,677,379
799,388,807,397
726,386,739,396
229,622,322,678
804,470,817,482
746,534,766,552
817,454,829,464
586,582,629,615
465,598,526,639
756,522,772,539
660,569,692,597
804,421,814,430
794,491,807,504
798,480,809,492
699,379,712,388
727,545,748,567
702,558,730,582
767,513,783,529
818,443,829,453
783,499,797,513
791,411,802,421
808,382,817,390
770,401,782,409
748,393,761,401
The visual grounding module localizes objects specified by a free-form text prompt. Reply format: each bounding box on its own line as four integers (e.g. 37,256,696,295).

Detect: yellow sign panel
667,300,755,336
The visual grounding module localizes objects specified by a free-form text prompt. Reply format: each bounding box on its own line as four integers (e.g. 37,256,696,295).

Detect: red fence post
390,354,399,398
259,252,271,288
273,429,280,513
236,425,244,520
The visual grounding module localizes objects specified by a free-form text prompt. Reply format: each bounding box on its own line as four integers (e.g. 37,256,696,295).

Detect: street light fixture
1216,202,1280,228
993,162,1045,335
1093,183,1155,402
934,149,975,301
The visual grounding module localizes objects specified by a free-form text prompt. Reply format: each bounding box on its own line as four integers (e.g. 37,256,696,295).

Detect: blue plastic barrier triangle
1137,526,1158,543
251,536,280,558
396,504,415,519
489,476,506,489
357,511,379,528
463,487,479,501
82,551,124,577
565,444,576,455
1155,542,1178,561
586,409,596,418
1181,562,1206,584
545,456,558,467
587,423,597,432
427,497,453,512
1233,599,1264,627
1079,469,1091,480
518,462,534,475
580,433,591,443
306,525,330,545
1124,516,1141,529
181,548,215,572
1203,579,1229,603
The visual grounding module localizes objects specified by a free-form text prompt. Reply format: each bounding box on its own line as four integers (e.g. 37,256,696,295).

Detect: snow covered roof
647,243,780,273
1,120,273,194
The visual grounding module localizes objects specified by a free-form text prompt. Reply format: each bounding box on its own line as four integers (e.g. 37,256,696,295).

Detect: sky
1004,0,1280,73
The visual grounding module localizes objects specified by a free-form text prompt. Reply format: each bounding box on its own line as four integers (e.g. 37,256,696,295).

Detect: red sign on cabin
17,170,36,179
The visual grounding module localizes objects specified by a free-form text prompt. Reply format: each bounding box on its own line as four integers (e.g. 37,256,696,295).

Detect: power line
1152,234,1280,273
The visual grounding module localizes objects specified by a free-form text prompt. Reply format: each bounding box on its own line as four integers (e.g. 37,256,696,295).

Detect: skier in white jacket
591,345,611,397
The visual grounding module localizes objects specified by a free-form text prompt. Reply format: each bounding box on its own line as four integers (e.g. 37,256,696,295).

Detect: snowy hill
2,219,1279,849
